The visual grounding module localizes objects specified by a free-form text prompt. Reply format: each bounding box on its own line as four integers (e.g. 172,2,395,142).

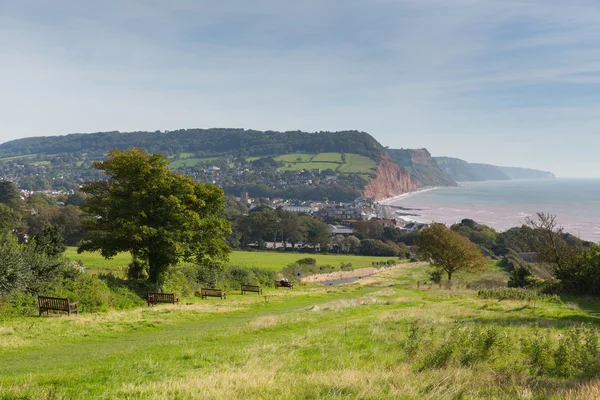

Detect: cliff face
363,155,417,200
386,148,457,187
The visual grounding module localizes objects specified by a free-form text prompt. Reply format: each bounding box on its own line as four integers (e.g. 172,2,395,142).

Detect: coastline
377,186,439,206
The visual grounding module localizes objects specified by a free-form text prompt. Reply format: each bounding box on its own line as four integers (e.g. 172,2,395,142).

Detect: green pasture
0,154,37,162
64,247,397,273
169,156,221,169
278,162,341,171
311,152,343,162
337,153,377,173
274,153,315,163
2,261,600,399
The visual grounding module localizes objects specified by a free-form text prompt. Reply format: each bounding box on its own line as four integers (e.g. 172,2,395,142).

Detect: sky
1,0,599,177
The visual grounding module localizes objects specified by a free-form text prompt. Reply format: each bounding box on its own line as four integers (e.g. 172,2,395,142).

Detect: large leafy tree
419,223,487,282
78,148,231,284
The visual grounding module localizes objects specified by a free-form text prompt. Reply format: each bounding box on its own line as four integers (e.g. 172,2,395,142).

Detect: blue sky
1,0,599,177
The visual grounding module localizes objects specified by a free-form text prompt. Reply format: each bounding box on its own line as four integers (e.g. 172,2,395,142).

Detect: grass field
337,153,378,173
311,152,343,162
2,262,600,399
169,156,221,169
274,153,315,163
274,152,379,174
64,247,397,274
278,162,341,171
0,154,37,162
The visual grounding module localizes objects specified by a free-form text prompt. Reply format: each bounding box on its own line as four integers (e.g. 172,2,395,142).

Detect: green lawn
65,247,397,273
274,153,315,163
337,153,378,173
278,162,341,171
169,157,221,169
311,152,343,162
0,154,37,162
2,263,600,399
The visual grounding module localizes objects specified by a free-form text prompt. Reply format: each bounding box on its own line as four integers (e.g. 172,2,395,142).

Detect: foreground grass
2,264,600,399
64,247,395,274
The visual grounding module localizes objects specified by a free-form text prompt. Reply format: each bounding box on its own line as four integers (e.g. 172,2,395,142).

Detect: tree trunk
447,271,452,282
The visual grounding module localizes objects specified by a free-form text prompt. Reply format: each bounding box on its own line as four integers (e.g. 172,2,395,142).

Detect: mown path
0,285,384,398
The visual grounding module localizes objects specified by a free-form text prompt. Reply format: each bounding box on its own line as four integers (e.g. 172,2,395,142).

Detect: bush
58,274,115,313
296,257,317,266
429,269,443,284
477,288,562,304
340,263,354,271
359,239,399,256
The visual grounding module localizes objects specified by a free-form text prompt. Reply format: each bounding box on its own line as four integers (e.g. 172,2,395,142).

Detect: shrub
429,270,443,284
340,263,354,271
296,257,317,266
477,288,562,304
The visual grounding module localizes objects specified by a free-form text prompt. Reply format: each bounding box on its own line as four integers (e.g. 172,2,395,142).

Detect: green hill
0,129,390,201
0,129,385,160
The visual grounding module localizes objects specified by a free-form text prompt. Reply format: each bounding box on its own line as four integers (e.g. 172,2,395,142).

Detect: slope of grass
1,263,600,399
278,162,341,171
274,153,315,163
311,152,343,162
337,153,378,173
0,154,37,162
169,156,221,169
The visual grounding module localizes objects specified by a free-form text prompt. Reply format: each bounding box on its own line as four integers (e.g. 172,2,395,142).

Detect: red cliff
363,155,418,200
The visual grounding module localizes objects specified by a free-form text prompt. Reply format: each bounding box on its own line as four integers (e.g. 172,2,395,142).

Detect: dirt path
301,264,401,283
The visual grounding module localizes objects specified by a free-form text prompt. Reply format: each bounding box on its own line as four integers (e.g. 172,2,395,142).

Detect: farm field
278,161,340,171
311,152,343,162
275,152,379,174
337,153,378,173
169,156,221,169
274,153,315,163
64,247,397,273
2,262,600,399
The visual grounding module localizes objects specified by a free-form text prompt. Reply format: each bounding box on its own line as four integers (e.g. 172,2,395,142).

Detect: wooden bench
274,280,293,289
241,284,262,295
147,292,179,307
38,296,79,316
201,288,226,299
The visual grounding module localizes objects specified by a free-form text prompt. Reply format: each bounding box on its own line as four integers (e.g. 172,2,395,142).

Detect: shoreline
377,186,439,205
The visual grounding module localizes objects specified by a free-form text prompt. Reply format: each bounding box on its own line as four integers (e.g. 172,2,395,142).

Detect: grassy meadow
274,152,377,174
64,247,396,275
2,261,600,399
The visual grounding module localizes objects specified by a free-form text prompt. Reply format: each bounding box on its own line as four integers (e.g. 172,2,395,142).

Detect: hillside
0,129,417,202
434,157,555,182
387,148,457,187
499,166,556,180
0,129,385,159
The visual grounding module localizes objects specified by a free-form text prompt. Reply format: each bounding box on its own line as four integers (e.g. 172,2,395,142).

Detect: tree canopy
78,148,231,284
419,223,487,281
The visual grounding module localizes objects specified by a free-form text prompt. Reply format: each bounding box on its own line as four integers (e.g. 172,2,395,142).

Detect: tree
359,239,399,256
302,216,330,249
0,203,21,234
0,180,21,209
78,148,231,284
526,213,580,274
419,223,487,282
31,224,66,257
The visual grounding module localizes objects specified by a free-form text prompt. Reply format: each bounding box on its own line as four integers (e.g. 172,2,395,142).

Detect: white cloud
0,0,599,176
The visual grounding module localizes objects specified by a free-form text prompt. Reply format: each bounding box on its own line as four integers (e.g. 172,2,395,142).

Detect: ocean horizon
388,178,600,243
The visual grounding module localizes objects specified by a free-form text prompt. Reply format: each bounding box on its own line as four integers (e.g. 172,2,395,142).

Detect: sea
387,179,600,243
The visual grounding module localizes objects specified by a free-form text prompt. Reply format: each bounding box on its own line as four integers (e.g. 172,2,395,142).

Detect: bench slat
200,288,226,299
147,293,178,306
38,296,78,316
